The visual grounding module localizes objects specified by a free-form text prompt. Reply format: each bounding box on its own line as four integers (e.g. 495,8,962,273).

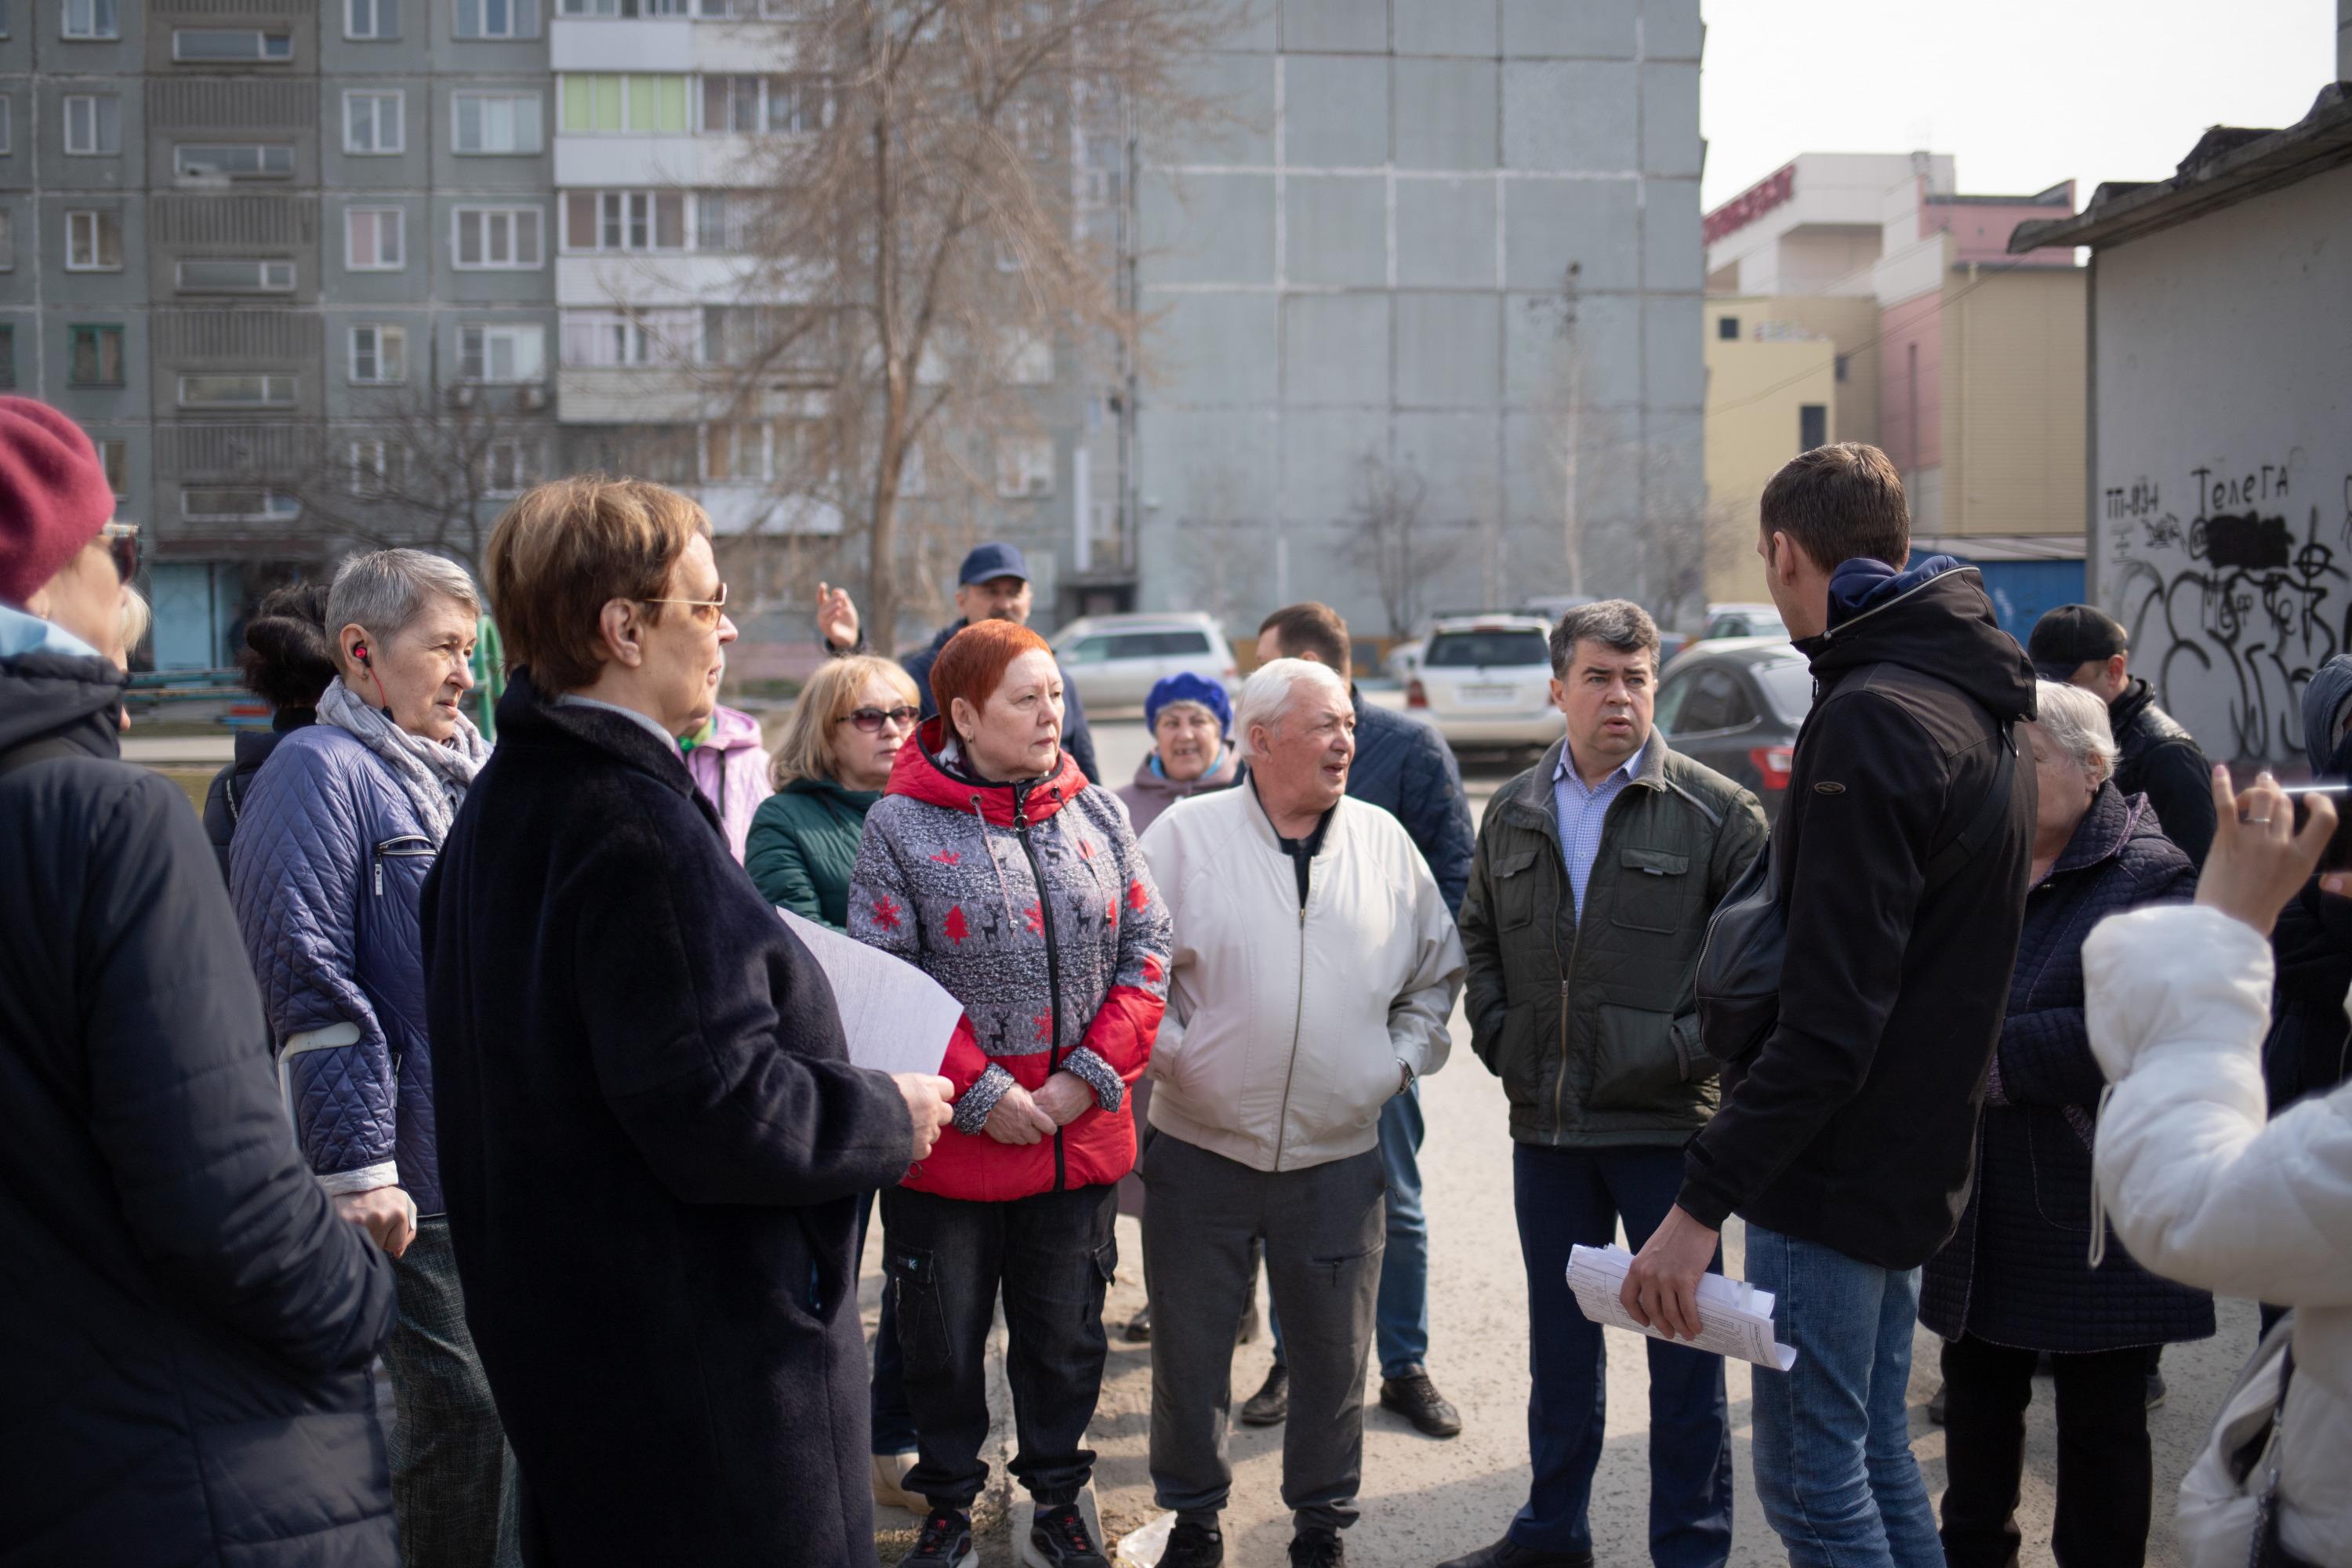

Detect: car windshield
1706,611,1787,641
1425,630,1549,669
1754,660,1815,724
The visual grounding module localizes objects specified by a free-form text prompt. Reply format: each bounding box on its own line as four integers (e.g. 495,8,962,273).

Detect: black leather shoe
1380,1367,1463,1438
1160,1520,1225,1568
1289,1529,1345,1567
1435,1537,1593,1568
1123,1302,1152,1342
1240,1362,1289,1425
1927,1378,1948,1425
896,1509,976,1568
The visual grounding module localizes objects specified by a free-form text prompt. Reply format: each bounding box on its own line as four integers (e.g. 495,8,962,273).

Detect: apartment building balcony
553,133,772,188
697,485,840,535
550,16,813,72
557,251,810,307
557,363,829,422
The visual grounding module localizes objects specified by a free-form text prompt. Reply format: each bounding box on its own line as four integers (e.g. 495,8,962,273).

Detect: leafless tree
705,0,1241,652
1348,449,1436,643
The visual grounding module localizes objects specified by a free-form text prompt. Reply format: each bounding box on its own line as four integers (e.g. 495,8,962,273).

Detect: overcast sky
1697,0,2340,212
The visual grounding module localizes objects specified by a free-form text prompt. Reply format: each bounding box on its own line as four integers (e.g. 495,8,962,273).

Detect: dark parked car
1653,637,1812,820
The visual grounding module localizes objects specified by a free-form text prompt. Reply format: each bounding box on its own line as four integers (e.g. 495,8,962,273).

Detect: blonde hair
116,584,150,670
483,476,709,693
771,655,920,789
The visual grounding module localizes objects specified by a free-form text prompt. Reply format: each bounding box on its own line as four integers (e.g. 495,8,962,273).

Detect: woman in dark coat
423,477,950,1567
203,579,333,880
1922,680,2209,1568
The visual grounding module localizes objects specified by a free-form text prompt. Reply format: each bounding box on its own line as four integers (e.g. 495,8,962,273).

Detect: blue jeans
858,1192,918,1454
1511,1144,1732,1565
1745,1224,1940,1568
1270,1084,1429,1377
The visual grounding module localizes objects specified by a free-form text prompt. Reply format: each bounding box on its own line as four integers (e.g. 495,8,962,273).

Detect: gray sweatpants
1142,1133,1385,1537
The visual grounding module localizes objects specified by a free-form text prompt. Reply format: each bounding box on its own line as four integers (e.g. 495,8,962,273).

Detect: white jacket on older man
1137,782,1465,1174
2085,902,2352,1568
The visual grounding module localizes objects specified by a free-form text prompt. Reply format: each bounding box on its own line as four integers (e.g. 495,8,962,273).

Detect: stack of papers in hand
1567,1243,1798,1371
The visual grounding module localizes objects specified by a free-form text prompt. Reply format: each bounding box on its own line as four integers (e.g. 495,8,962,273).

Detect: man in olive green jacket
1439,601,1766,1568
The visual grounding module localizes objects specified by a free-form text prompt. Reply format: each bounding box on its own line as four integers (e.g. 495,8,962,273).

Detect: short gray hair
2032,679,2118,784
1233,657,1349,762
1548,599,1661,676
328,549,481,654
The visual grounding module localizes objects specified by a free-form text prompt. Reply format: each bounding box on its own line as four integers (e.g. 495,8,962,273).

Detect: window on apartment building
563,190,684,252
0,97,13,155
694,191,757,252
564,424,697,484
696,0,814,16
1834,354,1850,383
64,94,121,156
0,210,13,271
0,324,13,389
176,258,296,292
172,30,295,61
700,74,829,136
481,438,533,495
68,325,125,386
0,1,11,38
703,421,768,484
179,373,297,408
560,74,688,134
1798,404,1828,452
64,210,122,270
63,0,117,39
183,487,300,521
459,322,545,383
455,0,539,39
346,208,405,270
176,143,295,180
561,308,696,367
996,435,1052,499
1004,331,1051,386
702,305,832,371
347,0,400,37
454,92,542,154
350,324,408,383
94,437,127,496
560,0,688,15
349,440,406,498
1717,315,1740,341
345,90,405,154
452,206,543,269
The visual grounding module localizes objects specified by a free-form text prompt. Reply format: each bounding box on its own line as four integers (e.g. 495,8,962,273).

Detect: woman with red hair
850,618,1172,1568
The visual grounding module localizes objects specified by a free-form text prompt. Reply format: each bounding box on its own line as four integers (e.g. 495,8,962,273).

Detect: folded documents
777,907,960,1078
1567,1243,1798,1371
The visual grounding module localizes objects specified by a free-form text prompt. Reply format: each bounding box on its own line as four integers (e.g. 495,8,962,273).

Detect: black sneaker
898,1508,976,1568
1028,1502,1110,1568
1160,1519,1225,1568
1289,1529,1345,1567
1380,1367,1463,1438
1436,1537,1594,1568
1123,1302,1152,1343
1240,1363,1289,1426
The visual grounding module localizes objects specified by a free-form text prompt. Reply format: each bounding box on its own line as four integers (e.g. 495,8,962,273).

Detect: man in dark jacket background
0,397,399,1566
1623,442,2038,1568
2027,603,2216,868
814,542,1101,783
1243,601,1478,1439
1447,601,1766,1568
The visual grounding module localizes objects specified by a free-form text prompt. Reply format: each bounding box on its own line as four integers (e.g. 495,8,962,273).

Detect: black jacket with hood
2107,677,2216,869
0,608,397,1566
1677,559,2039,1270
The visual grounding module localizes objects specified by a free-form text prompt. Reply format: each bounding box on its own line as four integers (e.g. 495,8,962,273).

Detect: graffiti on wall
2105,459,2352,761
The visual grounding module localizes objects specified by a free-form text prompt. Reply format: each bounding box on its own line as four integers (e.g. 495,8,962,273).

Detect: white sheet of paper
1567,1243,1799,1371
777,907,961,1078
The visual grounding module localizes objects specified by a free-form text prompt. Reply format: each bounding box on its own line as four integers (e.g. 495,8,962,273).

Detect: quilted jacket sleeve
746,797,827,926
1399,723,1475,916
1068,809,1171,1102
229,739,399,1195
848,808,995,1109
1386,826,1467,1082
89,771,397,1375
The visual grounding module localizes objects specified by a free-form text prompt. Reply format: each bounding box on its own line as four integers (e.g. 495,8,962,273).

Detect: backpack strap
1923,720,2016,895
0,735,83,779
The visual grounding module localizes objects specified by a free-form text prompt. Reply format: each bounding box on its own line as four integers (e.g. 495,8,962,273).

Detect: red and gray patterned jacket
850,717,1171,1202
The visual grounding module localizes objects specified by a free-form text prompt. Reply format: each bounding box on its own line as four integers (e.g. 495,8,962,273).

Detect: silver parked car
1053,612,1236,711
1406,614,1563,753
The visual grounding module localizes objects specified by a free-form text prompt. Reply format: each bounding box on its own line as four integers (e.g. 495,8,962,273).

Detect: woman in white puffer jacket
2083,764,2352,1567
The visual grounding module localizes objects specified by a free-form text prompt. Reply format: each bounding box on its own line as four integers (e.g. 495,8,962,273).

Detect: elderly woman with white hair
1135,658,1465,1568
1920,678,2206,1568
230,548,514,1568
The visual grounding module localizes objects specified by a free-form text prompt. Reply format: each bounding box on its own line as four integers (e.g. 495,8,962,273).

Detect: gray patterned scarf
317,675,489,844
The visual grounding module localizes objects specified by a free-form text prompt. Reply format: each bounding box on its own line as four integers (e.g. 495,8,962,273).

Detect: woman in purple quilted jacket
230,548,515,1568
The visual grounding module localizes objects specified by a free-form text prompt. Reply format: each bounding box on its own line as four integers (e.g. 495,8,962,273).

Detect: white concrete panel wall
1135,0,1707,634
2091,162,2352,764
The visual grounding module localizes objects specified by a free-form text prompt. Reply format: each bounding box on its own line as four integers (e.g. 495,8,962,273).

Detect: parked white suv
1406,615,1562,751
1053,612,1236,711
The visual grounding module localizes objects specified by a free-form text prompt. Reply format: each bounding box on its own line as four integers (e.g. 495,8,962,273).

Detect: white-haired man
1136,659,1465,1568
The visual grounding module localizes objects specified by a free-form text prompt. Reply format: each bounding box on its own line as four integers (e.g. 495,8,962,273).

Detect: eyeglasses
639,581,728,626
100,521,140,586
839,705,919,735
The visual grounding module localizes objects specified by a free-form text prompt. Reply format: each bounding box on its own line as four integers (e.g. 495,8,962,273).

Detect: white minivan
1053,612,1236,711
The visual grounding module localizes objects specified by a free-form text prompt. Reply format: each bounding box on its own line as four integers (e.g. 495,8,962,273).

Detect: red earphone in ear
352,641,371,663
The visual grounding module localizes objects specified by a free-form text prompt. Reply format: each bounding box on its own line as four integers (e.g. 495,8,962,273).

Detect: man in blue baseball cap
817,542,1100,784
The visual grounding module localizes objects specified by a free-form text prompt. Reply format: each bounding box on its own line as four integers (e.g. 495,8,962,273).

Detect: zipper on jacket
372,834,434,896
1552,850,1579,1142
1012,785,1069,1192
1270,872,1309,1171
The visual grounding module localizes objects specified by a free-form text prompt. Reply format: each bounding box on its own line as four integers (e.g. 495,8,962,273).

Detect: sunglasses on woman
839,705,919,735
101,521,140,586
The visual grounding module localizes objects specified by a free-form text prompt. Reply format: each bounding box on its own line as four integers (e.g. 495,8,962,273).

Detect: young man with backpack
1621,443,2038,1567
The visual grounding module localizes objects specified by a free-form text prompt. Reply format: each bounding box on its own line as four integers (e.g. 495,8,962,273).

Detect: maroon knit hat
0,397,116,606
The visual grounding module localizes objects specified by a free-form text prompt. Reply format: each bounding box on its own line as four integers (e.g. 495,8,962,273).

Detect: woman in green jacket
746,654,920,929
